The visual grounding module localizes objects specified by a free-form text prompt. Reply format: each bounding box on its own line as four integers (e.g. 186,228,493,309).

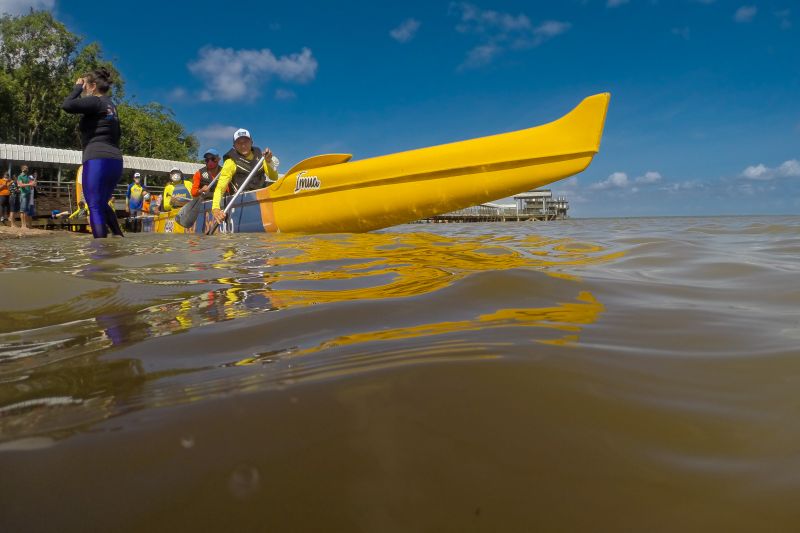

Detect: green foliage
119,102,199,161
0,10,196,161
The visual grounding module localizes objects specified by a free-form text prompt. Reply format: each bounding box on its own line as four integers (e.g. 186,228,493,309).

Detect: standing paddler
211,129,278,224
61,67,124,238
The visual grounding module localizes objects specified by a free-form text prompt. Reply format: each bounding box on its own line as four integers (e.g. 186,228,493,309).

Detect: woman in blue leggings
62,67,124,238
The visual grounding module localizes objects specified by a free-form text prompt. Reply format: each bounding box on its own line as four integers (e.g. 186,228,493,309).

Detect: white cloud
188,46,317,102
461,43,501,69
775,9,792,30
734,6,757,23
193,124,237,147
742,163,770,180
778,159,800,177
0,0,54,15
274,88,296,100
741,159,800,180
168,87,188,101
671,27,690,40
591,171,630,190
450,3,570,69
532,20,571,41
606,0,630,7
660,181,705,193
636,171,663,184
590,170,663,190
390,18,421,43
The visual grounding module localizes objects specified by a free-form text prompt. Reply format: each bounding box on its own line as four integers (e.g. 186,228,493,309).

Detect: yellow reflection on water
131,231,621,357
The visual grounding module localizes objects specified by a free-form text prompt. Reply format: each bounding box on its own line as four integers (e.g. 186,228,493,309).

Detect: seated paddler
192,148,223,198
211,128,278,224
162,166,193,211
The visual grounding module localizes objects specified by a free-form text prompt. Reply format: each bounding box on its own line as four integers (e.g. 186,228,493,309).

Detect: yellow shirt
163,180,194,211
212,153,278,210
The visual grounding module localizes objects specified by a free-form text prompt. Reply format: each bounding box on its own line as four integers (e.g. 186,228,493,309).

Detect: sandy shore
0,225,84,240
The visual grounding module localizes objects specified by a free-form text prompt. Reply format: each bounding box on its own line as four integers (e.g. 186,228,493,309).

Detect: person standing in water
211,129,277,224
61,67,124,238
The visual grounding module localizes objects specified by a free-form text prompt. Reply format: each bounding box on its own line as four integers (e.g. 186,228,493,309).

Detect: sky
2,0,798,217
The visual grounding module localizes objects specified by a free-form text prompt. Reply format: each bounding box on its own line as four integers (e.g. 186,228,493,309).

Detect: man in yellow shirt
211,128,277,224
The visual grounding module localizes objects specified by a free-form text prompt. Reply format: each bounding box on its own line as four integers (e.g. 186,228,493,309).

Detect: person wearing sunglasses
191,148,223,198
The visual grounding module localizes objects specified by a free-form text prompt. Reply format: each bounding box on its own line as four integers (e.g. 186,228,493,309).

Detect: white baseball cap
233,128,251,142
133,172,141,178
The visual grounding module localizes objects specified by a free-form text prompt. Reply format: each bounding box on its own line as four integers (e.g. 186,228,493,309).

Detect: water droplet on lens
228,464,261,500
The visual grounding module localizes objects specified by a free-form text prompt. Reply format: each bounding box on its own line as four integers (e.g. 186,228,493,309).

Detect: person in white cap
211,128,278,223
126,171,146,217
162,167,193,211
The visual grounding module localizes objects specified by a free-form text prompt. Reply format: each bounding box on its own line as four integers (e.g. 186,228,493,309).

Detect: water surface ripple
1,216,799,532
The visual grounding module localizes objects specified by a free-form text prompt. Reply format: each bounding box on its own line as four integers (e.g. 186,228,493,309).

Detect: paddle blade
174,197,204,228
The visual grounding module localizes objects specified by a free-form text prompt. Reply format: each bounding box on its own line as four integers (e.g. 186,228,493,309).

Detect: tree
118,102,199,161
0,10,197,161
0,11,78,146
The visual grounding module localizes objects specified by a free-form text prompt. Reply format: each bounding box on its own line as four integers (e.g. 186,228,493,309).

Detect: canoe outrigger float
143,93,610,234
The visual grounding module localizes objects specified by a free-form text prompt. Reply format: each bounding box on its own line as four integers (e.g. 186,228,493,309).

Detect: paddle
175,174,219,229
205,155,266,236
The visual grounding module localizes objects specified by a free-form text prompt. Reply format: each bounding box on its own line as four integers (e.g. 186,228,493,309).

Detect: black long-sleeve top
61,84,122,162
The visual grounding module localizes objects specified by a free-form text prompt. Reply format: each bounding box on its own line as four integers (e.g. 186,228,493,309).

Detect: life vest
197,165,221,193
166,180,192,209
223,147,264,192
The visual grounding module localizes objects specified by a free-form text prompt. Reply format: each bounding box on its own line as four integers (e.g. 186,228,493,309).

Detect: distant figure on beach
162,167,192,211
192,148,222,198
17,165,36,228
61,67,124,238
0,170,10,225
127,172,146,217
211,129,278,224
27,171,38,219
6,168,20,228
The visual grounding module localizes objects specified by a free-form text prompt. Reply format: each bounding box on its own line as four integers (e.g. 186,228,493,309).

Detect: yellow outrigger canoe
144,93,610,234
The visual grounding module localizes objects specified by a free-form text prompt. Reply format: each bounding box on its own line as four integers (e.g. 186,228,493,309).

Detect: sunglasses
204,156,219,161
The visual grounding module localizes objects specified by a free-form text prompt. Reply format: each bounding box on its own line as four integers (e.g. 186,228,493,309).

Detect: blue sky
3,0,799,217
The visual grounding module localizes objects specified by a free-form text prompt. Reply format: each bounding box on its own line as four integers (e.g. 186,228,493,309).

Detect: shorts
9,194,20,212
19,194,32,213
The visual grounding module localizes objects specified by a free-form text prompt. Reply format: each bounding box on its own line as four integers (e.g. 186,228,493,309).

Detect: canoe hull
145,93,610,234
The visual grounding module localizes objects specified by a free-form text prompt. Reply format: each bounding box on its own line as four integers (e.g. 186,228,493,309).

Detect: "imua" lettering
294,171,321,194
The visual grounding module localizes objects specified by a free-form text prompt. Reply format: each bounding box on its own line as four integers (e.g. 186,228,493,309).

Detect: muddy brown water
1,216,799,532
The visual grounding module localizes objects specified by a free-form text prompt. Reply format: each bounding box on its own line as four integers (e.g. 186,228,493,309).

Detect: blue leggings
83,158,123,238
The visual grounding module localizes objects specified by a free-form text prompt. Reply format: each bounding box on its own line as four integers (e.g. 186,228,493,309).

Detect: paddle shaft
205,155,266,235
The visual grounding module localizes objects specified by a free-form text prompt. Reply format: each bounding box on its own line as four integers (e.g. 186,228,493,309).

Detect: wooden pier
419,189,569,223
